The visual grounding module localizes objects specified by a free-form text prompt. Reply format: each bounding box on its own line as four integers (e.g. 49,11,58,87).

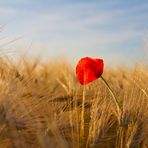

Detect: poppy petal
76,57,104,85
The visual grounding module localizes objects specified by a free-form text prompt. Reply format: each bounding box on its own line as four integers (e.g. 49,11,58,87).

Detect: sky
0,0,148,66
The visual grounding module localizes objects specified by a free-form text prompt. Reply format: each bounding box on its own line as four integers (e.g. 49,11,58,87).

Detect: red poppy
76,57,104,85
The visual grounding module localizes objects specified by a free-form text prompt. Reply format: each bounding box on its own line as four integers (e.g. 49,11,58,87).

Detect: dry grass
0,57,148,148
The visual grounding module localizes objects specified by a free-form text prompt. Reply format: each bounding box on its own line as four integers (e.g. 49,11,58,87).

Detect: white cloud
0,7,16,15
0,0,148,65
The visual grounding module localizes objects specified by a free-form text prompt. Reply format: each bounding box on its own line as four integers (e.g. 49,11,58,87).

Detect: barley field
0,57,148,148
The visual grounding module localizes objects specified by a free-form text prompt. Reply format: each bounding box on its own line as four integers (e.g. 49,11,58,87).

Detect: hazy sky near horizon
0,0,148,66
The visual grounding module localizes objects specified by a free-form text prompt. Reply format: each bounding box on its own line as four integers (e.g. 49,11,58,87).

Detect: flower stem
100,76,121,122
80,86,85,148
80,73,86,147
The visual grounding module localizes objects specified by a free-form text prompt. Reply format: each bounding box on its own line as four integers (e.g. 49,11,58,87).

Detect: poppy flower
76,57,104,85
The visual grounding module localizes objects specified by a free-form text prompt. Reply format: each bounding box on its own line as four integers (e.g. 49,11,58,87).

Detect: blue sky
0,0,148,66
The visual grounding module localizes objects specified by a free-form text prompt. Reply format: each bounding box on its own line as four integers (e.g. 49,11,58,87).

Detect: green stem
100,76,121,122
80,73,87,147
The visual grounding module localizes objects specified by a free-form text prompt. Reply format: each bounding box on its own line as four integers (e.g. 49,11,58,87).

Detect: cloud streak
0,0,148,65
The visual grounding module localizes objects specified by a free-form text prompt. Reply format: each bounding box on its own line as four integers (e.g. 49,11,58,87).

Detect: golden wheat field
0,57,147,148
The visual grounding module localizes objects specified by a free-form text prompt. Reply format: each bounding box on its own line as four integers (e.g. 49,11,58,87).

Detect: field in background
0,57,148,148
